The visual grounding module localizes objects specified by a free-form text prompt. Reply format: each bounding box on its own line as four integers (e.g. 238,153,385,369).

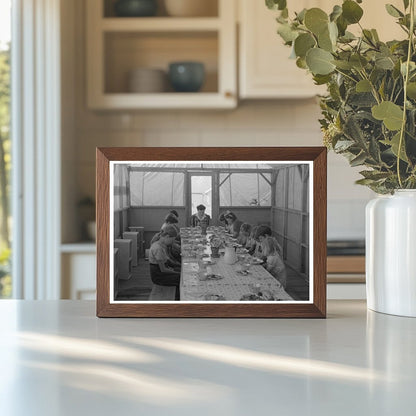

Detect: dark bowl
168,62,205,93
114,0,158,17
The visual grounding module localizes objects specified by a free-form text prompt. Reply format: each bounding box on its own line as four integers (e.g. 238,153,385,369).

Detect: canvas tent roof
126,163,295,170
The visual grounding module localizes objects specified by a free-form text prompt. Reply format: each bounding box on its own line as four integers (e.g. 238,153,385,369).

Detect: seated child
247,225,258,256
148,228,181,291
261,236,287,289
237,223,252,246
152,224,181,264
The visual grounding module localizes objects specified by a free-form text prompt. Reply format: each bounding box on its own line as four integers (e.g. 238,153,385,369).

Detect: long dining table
179,226,294,301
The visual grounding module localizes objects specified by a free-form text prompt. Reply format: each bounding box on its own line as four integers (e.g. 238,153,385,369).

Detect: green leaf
328,21,338,45
294,33,316,58
407,82,416,99
336,15,348,36
382,132,409,162
360,170,392,181
277,23,299,43
375,55,395,70
296,57,308,69
371,29,380,43
350,152,368,167
334,140,355,151
403,0,410,10
363,29,376,46
306,48,335,75
296,8,307,23
350,54,368,70
333,60,352,70
304,8,329,35
385,4,404,18
372,101,404,131
266,0,287,11
342,0,364,24
356,79,372,92
318,27,334,52
330,5,342,22
313,74,332,85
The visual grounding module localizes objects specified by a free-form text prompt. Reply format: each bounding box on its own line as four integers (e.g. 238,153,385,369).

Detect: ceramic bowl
168,61,205,92
114,0,158,17
164,0,217,17
128,68,167,93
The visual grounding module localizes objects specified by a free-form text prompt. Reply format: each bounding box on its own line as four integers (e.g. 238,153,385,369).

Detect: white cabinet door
62,253,96,300
239,0,326,99
238,0,403,99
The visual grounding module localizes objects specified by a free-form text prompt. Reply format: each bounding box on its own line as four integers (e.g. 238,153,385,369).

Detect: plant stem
397,0,415,188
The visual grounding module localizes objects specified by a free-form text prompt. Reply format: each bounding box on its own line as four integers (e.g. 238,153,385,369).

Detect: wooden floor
116,258,310,301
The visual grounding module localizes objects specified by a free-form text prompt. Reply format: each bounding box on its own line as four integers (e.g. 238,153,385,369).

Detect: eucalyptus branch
397,0,415,188
358,69,381,104
334,68,359,84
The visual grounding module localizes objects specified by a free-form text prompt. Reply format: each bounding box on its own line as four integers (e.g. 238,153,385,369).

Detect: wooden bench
148,284,177,301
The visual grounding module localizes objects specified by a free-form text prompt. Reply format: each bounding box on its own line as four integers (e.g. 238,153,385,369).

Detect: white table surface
0,300,415,416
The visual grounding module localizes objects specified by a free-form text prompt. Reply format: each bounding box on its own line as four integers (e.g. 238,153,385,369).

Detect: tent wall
272,165,309,277
114,164,129,239
129,207,186,247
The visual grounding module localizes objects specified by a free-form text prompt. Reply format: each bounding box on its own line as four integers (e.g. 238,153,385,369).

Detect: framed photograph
96,147,327,318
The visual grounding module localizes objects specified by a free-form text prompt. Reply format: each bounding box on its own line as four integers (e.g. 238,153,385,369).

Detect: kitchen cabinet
238,0,404,99
239,0,325,99
86,0,237,109
61,244,96,300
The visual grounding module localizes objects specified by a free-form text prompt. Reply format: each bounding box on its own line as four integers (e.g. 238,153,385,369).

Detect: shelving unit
86,0,237,109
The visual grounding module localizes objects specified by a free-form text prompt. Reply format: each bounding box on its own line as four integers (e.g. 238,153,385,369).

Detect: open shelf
104,31,218,94
101,17,221,31
103,0,219,18
86,0,236,109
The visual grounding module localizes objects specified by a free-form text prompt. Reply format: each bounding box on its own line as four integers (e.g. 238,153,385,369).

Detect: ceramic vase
366,190,416,317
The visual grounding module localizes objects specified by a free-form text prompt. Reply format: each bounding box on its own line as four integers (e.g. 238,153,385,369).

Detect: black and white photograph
110,161,312,303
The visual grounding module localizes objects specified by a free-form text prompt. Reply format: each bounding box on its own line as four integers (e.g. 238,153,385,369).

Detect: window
130,170,184,206
219,172,271,206
0,0,11,298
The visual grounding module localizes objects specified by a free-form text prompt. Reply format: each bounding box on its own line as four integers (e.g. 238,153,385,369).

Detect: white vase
366,190,416,317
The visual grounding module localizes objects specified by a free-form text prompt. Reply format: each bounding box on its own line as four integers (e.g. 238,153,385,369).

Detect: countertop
0,300,415,415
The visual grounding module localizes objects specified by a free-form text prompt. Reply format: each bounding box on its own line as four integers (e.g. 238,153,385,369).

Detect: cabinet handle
225,91,234,99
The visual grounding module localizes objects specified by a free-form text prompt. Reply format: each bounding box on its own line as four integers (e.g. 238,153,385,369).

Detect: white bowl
128,68,167,93
164,0,217,17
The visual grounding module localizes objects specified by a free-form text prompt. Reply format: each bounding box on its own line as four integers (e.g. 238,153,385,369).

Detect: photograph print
110,161,312,304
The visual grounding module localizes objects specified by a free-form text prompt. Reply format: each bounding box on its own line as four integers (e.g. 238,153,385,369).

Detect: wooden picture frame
96,147,327,318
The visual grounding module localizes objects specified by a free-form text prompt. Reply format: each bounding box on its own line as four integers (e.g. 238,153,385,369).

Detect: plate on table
236,270,251,276
240,291,277,301
205,274,224,280
203,293,226,301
